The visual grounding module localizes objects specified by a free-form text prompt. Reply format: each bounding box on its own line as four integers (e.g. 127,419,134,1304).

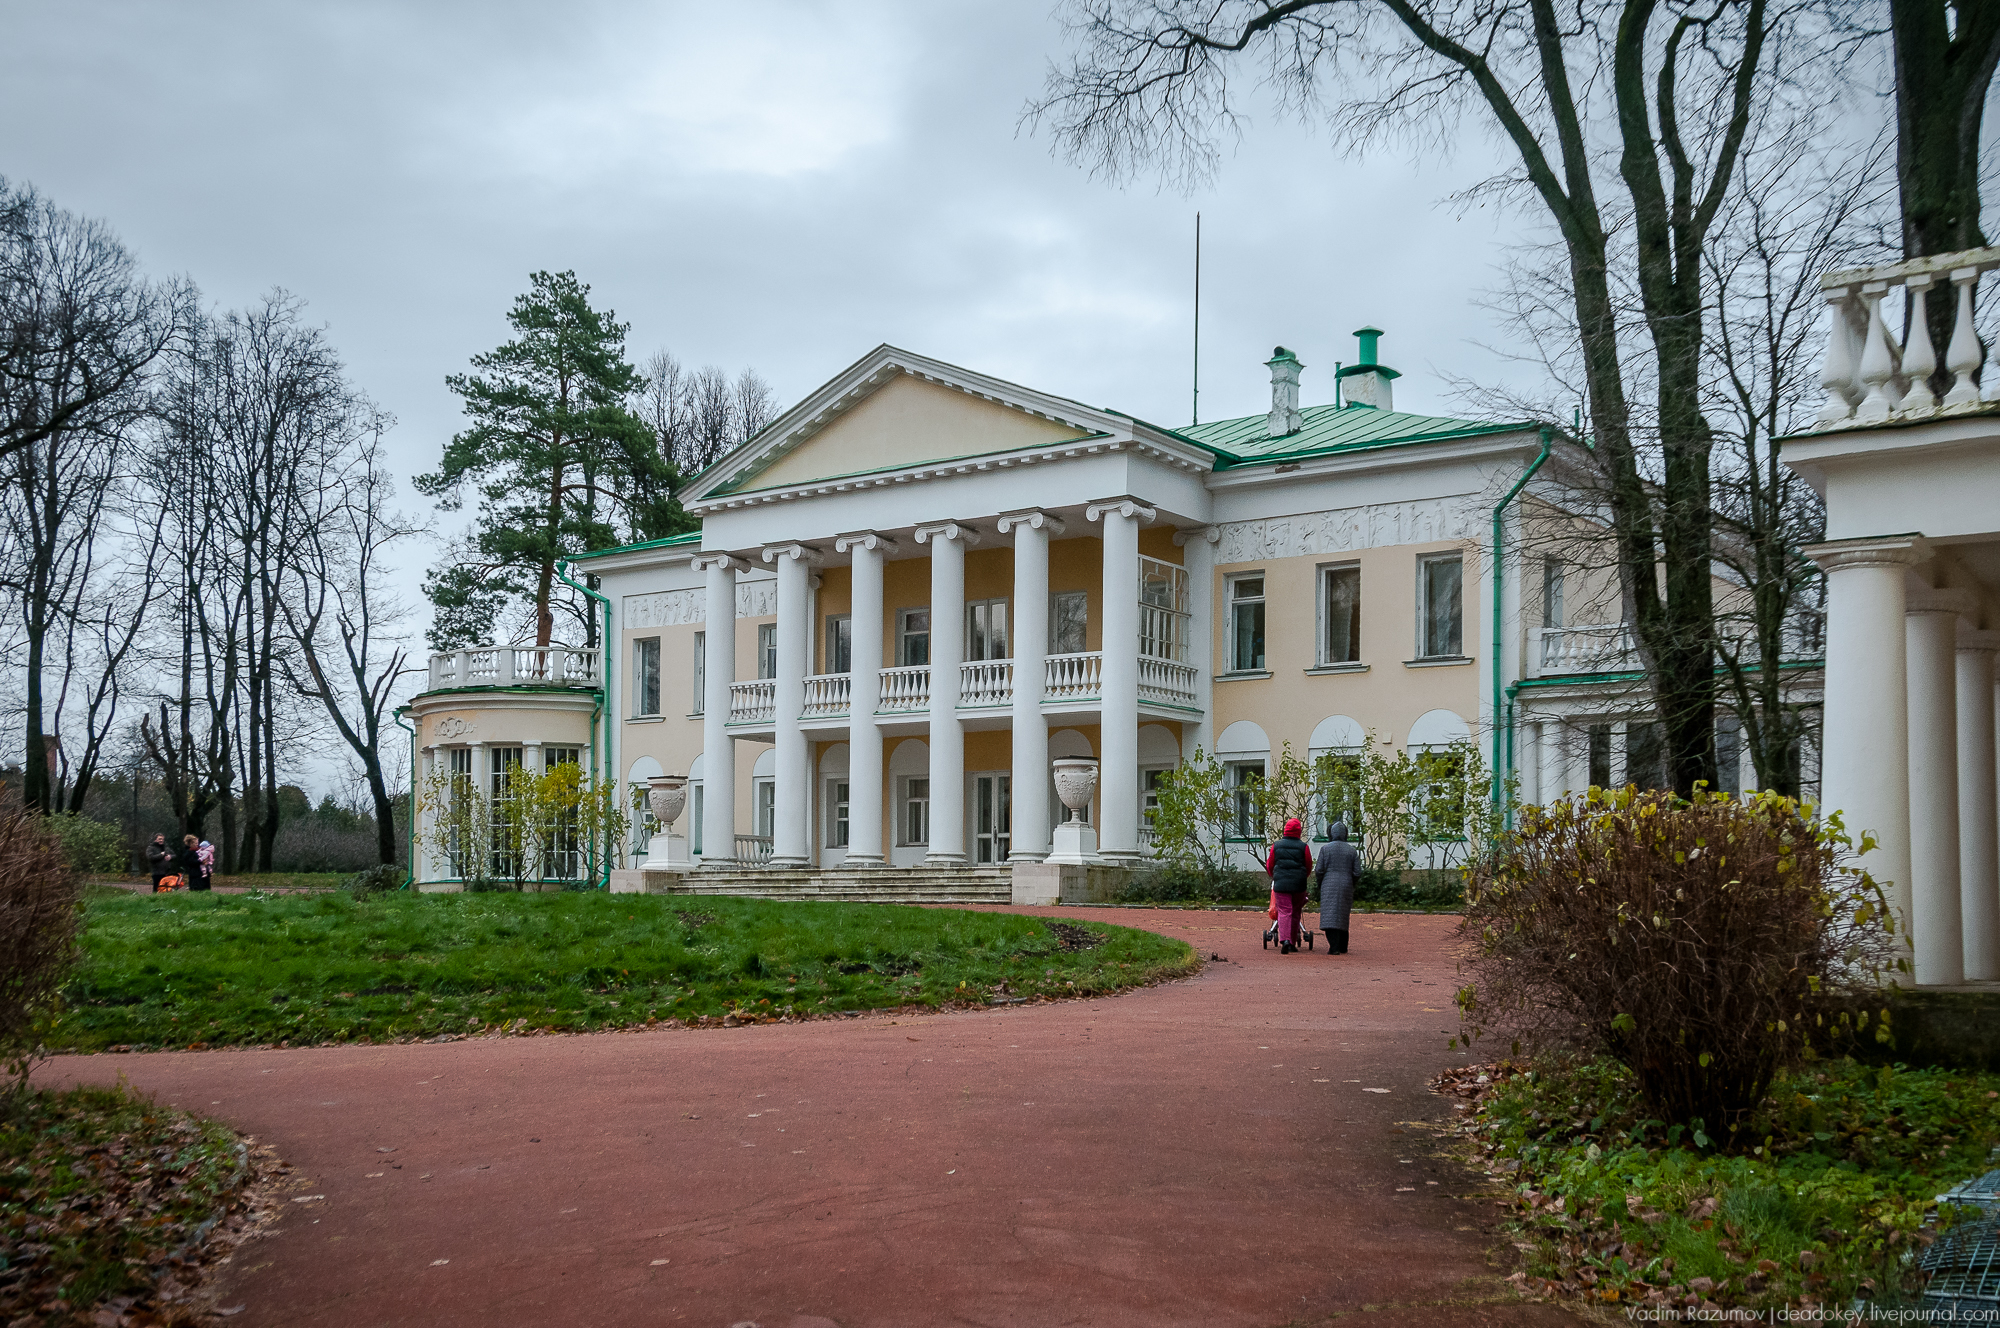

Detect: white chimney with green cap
1336,326,1399,410
1265,345,1303,436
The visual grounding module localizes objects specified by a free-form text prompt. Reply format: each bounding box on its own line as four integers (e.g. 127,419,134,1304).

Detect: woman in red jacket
1265,818,1312,954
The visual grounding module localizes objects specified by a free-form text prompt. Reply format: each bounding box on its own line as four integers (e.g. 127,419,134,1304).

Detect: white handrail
729,679,775,724
877,665,931,713
429,646,601,691
1137,656,1199,706
1044,652,1103,701
802,673,852,717
959,659,1014,707
1817,246,2000,426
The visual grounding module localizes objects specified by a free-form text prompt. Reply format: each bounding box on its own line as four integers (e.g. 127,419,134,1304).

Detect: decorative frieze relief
1216,497,1477,563
622,580,778,629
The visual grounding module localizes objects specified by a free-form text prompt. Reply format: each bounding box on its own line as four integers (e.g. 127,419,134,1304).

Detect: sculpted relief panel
622,581,778,629
1217,497,1477,563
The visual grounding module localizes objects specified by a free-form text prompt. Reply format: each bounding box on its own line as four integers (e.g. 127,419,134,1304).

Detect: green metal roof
565,530,702,561
1173,401,1527,469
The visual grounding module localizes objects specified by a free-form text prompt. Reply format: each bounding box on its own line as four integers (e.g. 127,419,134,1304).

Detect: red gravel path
42,906,1580,1328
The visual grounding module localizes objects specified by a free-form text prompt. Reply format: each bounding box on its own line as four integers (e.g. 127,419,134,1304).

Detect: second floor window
967,599,1009,660
1419,554,1464,658
897,609,930,666
757,622,778,679
826,615,852,674
1319,564,1360,665
1229,574,1266,671
634,637,661,715
1051,592,1088,654
1542,557,1565,629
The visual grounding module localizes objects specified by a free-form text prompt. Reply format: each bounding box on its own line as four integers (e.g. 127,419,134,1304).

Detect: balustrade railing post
1856,281,1904,422
1946,266,1985,407
1903,274,1940,412
1818,289,1861,425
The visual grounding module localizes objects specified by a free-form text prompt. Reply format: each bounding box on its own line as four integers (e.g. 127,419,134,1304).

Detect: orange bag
155,874,186,893
1267,890,1279,920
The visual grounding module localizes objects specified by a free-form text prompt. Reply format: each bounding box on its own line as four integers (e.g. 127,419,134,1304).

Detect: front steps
622,866,1015,905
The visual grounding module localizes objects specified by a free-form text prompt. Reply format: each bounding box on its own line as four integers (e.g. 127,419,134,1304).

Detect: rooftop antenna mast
1192,211,1202,425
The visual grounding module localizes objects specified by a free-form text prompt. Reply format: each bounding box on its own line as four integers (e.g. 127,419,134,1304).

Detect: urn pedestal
1045,758,1100,866
641,774,691,872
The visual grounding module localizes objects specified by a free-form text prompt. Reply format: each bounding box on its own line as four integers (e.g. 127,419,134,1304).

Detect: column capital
1085,497,1157,526
760,542,825,566
1908,586,1979,618
996,509,1066,537
914,520,981,546
1172,524,1221,547
690,552,751,574
1801,533,1929,572
833,531,899,555
1957,627,2000,653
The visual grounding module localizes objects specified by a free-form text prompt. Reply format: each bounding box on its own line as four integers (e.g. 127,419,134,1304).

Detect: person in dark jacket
1265,817,1313,954
144,833,172,890
176,834,205,892
1313,820,1361,955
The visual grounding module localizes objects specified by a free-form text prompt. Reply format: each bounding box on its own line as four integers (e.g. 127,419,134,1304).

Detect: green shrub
1353,866,1462,908
342,864,405,899
44,814,128,874
1115,863,1265,904
1457,788,1901,1138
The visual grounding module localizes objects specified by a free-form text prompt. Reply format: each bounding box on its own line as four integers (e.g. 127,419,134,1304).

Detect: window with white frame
1228,574,1266,671
827,779,850,847
630,784,655,857
690,784,704,855
966,599,1008,660
1542,557,1565,629
1139,558,1189,660
901,777,930,845
1050,592,1088,654
757,623,778,679
691,631,705,714
634,637,661,715
1417,554,1464,658
897,609,930,666
825,615,852,674
1226,760,1265,839
1318,564,1361,665
754,779,775,840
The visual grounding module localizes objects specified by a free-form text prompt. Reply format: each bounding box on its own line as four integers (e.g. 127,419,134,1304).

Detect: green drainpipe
393,707,418,888
1491,426,1555,812
555,560,614,890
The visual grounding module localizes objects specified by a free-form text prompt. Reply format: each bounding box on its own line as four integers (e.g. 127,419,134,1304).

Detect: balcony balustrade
878,665,931,713
428,646,601,691
1137,656,1200,707
959,659,1014,707
729,679,776,724
1536,624,1636,676
802,673,851,717
1817,245,2000,427
1043,651,1103,701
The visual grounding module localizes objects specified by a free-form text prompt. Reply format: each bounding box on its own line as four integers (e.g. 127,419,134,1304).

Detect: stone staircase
643,867,1014,905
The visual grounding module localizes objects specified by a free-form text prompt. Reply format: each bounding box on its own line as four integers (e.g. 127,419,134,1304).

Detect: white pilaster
1958,629,2000,980
1908,588,1971,985
1089,497,1155,864
694,553,748,867
999,511,1062,862
915,521,977,866
1537,718,1566,803
1808,536,1922,975
1174,525,1219,758
1521,719,1543,804
763,543,820,867
835,532,895,867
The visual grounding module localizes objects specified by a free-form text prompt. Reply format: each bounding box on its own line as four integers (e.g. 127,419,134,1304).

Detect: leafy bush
1353,866,1463,908
44,813,128,874
1115,863,1265,904
1457,788,1900,1139
0,809,79,1088
343,864,405,898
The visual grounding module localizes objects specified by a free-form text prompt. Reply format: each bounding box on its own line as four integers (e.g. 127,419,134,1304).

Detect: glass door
972,772,1011,864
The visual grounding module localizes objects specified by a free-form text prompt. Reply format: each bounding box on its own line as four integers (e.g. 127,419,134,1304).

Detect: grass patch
0,1083,265,1324
57,892,1199,1050
1445,1056,2000,1315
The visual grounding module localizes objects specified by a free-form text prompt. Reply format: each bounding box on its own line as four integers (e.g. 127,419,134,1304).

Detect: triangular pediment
687,346,1122,504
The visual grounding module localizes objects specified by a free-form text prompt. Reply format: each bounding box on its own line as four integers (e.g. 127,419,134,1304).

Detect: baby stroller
154,874,188,893
1263,910,1315,951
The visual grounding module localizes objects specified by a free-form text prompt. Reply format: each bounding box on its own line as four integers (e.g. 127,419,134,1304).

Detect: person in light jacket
1264,817,1312,954
1313,820,1361,956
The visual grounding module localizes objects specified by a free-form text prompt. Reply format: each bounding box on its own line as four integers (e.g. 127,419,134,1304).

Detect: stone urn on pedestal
642,774,691,871
1045,758,1100,865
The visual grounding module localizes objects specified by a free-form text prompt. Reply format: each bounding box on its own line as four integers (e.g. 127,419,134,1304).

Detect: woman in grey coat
1313,821,1360,955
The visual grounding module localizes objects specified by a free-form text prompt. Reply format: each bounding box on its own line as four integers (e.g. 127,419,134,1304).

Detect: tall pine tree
418,271,678,649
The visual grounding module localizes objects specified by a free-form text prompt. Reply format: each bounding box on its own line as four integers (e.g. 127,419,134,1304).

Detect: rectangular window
543,746,580,770
692,632,705,714
634,637,661,715
1588,724,1613,789
1319,564,1361,665
1625,721,1667,791
754,780,775,839
966,599,1009,661
446,747,473,877
690,784,704,855
903,777,930,845
1418,554,1464,658
828,780,850,847
1716,714,1743,796
1050,592,1089,655
630,784,655,856
826,615,852,674
1412,749,1467,842
757,623,778,680
1142,769,1168,830
1542,557,1566,629
897,609,930,666
1139,559,1189,661
489,746,523,878
1227,760,1265,839
1229,575,1266,671
973,772,1011,864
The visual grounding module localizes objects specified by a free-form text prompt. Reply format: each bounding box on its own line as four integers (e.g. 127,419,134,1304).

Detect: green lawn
59,891,1199,1050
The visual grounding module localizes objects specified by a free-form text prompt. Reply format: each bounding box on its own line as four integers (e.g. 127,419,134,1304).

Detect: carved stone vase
1047,758,1101,865
644,774,691,870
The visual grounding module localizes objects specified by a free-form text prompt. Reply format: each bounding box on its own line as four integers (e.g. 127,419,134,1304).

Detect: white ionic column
1174,525,1220,758
915,521,977,866
694,553,747,867
1957,629,2000,980
1089,497,1155,864
998,511,1063,862
835,532,895,867
763,543,820,868
1808,536,1923,972
1520,719,1543,804
1536,719,1564,802
1908,588,1970,985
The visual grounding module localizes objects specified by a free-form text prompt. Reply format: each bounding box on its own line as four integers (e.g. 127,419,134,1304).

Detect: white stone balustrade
877,665,931,713
1137,657,1200,707
1044,651,1103,700
728,679,775,724
1818,246,2000,427
1537,624,1636,675
959,659,1014,707
429,646,601,691
801,673,852,717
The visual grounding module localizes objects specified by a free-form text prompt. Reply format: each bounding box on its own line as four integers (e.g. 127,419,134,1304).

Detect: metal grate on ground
1922,1166,2000,1318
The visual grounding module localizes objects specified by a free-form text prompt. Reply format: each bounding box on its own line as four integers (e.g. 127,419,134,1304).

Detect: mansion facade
405,331,1814,903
